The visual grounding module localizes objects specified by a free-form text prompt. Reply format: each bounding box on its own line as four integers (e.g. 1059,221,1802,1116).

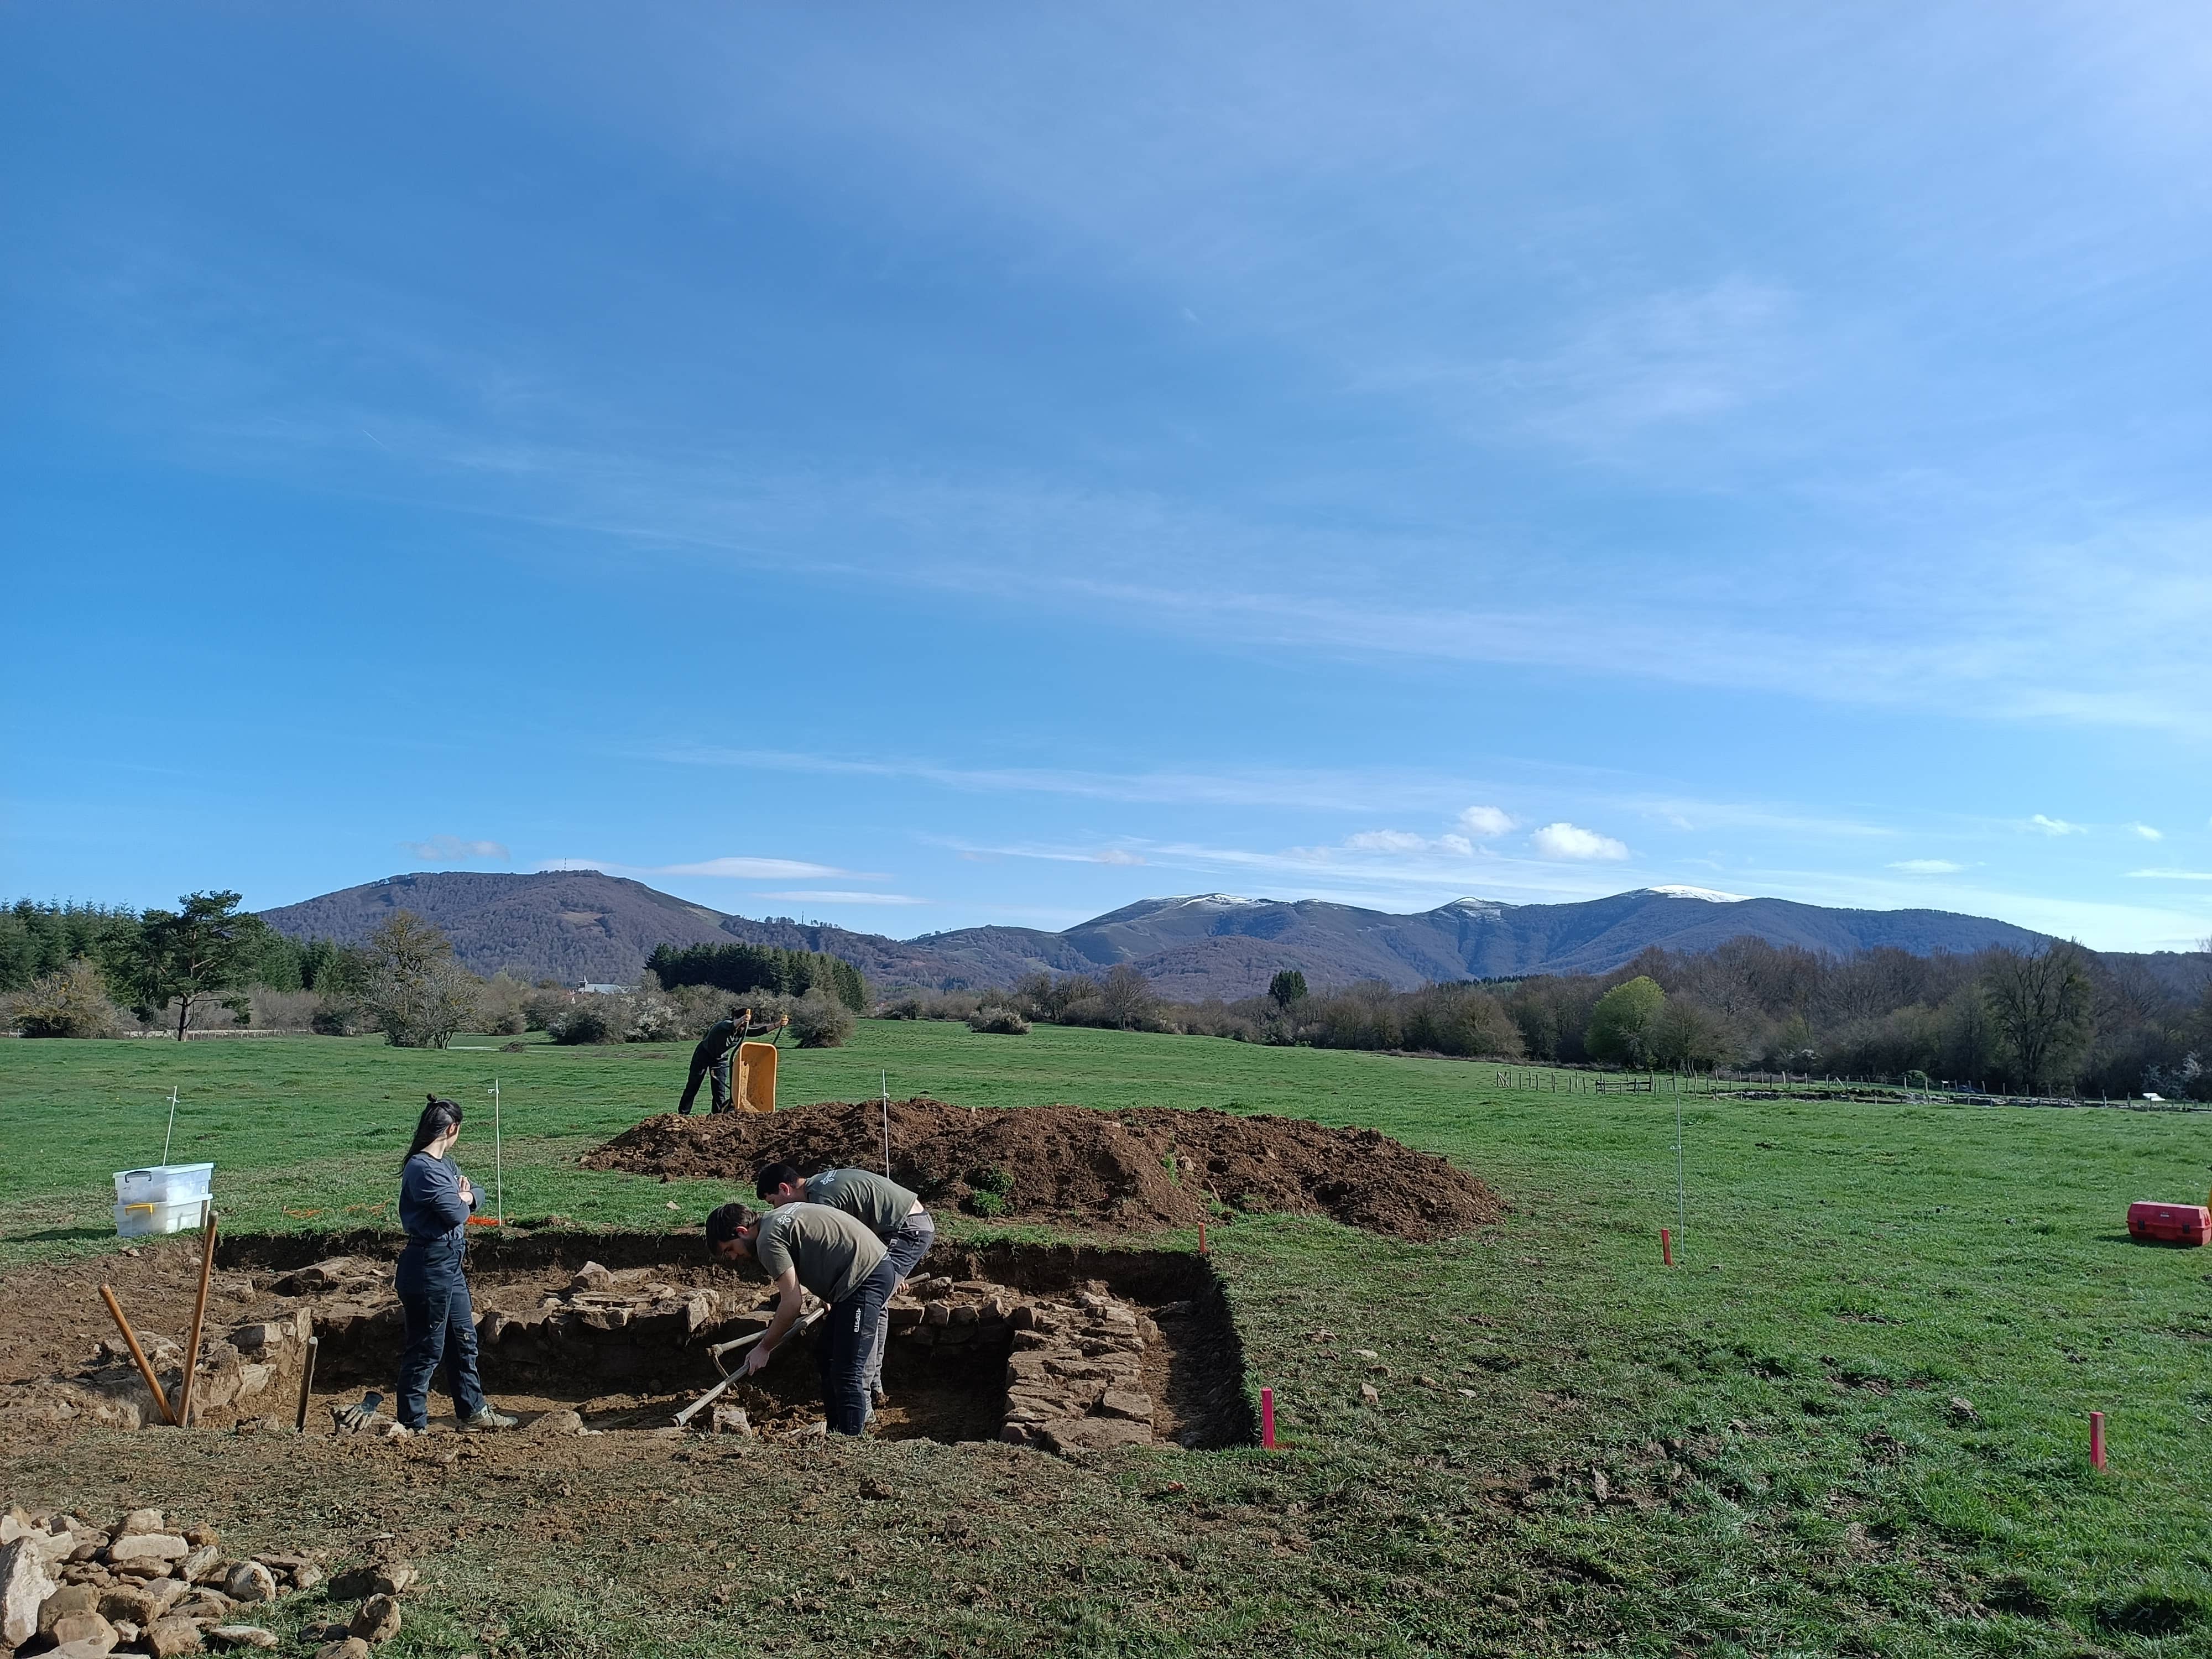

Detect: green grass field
4,1023,2210,1656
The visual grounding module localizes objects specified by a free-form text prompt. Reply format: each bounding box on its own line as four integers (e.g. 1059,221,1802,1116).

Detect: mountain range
258,870,2082,1000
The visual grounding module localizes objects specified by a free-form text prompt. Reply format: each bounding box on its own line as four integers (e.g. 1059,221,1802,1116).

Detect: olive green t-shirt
802,1168,920,1238
754,1202,886,1306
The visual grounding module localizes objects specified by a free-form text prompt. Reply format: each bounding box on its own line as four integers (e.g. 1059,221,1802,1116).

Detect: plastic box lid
113,1163,215,1201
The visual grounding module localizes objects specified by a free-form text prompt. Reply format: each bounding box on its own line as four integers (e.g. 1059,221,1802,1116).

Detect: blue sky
6,4,2210,950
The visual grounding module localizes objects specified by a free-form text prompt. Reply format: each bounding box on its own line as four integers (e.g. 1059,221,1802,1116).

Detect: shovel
671,1310,820,1428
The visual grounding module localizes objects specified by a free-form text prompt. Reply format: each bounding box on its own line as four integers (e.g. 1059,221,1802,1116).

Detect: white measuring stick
493,1078,503,1223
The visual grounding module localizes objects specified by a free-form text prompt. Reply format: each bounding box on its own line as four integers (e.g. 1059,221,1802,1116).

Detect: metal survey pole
880,1070,891,1178
161,1088,179,1167
492,1079,504,1223
1674,1087,1687,1245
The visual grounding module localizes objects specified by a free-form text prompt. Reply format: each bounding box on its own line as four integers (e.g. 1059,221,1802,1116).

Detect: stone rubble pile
479,1260,725,1348
0,1308,316,1438
0,1504,422,1659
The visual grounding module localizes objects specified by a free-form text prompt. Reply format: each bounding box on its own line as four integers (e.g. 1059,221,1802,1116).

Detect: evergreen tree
110,890,265,1040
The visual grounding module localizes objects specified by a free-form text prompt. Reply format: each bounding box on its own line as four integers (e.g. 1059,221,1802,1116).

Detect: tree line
1496,936,2209,1097
644,942,868,1013
1,898,353,1006
1,895,869,1051
879,933,2212,1099
14,890,2202,1095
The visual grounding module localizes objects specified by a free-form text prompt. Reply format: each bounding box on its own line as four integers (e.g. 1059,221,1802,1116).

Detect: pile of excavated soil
583,1099,1502,1240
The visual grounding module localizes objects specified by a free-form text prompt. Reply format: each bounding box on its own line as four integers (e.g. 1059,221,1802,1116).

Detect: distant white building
577,982,636,996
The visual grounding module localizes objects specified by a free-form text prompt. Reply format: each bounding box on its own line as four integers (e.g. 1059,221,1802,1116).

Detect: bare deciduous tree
1981,943,2095,1092
361,911,479,1049
1100,963,1155,1031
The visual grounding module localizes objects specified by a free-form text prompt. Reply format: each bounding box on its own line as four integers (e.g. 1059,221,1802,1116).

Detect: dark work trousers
395,1235,487,1430
677,1054,732,1115
863,1209,937,1401
817,1259,901,1435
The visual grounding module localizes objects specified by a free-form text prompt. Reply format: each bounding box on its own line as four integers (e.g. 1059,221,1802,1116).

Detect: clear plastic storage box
113,1163,213,1236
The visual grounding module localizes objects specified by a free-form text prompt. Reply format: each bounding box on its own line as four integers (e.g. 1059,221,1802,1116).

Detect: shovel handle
101,1286,178,1426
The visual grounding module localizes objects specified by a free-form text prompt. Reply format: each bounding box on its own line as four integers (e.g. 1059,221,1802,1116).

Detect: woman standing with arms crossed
395,1095,516,1433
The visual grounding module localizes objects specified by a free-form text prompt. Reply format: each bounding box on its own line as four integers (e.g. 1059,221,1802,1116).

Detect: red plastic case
2127,1201,2211,1245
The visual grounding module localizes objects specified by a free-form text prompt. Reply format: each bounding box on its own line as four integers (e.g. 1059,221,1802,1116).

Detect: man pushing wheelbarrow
677,1005,789,1115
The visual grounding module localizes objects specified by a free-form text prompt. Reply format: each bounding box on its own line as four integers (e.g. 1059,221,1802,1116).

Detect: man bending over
678,1009,747,1115
706,1201,897,1434
755,1161,936,1411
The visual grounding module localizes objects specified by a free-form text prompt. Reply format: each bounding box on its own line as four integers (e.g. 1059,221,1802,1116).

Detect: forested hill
257,871,733,985
258,871,2076,997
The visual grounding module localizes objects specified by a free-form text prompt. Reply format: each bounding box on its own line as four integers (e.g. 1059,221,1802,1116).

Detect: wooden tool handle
175,1206,218,1427
100,1285,178,1426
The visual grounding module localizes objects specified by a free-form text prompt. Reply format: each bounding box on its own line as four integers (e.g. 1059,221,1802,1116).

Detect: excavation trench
0,1233,1254,1455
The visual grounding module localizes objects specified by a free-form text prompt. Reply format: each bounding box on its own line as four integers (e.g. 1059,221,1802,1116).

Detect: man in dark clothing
678,1010,747,1115
707,1201,896,1435
755,1161,935,1410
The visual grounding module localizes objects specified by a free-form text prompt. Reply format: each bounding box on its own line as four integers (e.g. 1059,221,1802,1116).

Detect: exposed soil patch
584,1098,1501,1240
0,1232,1251,1455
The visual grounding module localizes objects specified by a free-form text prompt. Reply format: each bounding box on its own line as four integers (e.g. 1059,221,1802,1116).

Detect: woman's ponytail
403,1094,463,1170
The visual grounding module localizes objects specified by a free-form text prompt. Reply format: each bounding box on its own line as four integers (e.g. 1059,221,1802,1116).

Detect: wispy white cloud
759,889,928,905
934,833,1637,907
654,746,1433,812
656,746,1898,842
1888,858,1966,874
538,854,869,880
1344,829,1477,858
2130,822,2164,841
1475,278,1805,452
653,856,857,879
1531,822,1630,862
52,7,2212,753
2028,815,2083,836
2125,868,2212,881
1093,848,1146,865
404,836,510,863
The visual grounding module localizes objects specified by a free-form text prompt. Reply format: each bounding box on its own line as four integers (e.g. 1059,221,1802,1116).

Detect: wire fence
1488,1065,2212,1112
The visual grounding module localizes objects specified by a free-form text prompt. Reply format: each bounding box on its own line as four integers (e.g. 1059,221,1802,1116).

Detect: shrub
669,981,743,1038
624,987,692,1044
311,994,371,1036
477,973,531,1037
521,985,573,1031
786,992,855,1048
878,989,982,1021
1009,972,1092,1021
1170,999,1260,1041
962,1165,1016,1217
7,959,123,1037
251,988,321,1032
547,997,624,1045
968,1006,1031,1035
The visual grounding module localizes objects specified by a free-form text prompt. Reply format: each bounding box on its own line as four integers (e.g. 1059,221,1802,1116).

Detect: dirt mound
583,1099,1501,1240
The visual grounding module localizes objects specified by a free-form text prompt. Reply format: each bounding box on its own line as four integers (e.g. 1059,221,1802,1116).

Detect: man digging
705,1200,899,1434
754,1161,936,1414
